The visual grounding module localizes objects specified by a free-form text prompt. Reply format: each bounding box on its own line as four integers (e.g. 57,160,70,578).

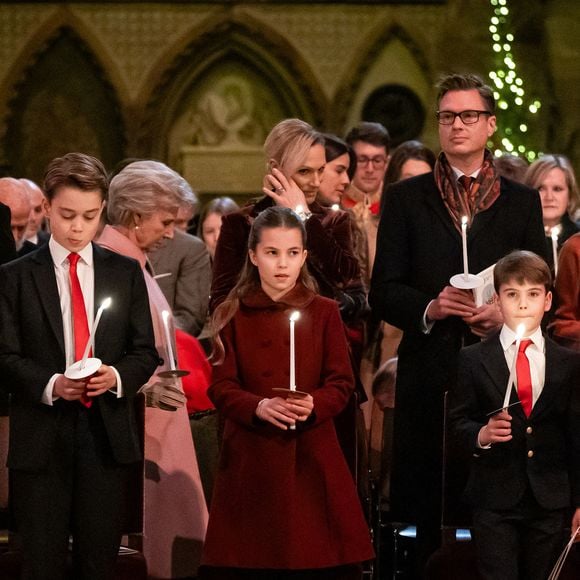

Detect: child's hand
255,397,300,430
286,394,314,422
85,364,117,398
479,410,512,446
54,374,88,401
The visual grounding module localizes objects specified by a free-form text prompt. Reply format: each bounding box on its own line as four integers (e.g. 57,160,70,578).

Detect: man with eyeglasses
343,121,390,284
370,73,547,576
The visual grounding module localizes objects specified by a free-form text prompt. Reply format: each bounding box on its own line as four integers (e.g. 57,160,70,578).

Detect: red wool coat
202,284,374,570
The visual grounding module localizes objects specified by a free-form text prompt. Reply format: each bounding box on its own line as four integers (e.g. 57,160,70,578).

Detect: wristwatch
295,205,312,222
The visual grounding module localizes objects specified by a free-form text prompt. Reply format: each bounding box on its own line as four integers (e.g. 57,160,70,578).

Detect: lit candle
80,297,111,369
161,310,177,371
289,311,300,391
461,215,469,280
551,225,560,278
502,323,526,410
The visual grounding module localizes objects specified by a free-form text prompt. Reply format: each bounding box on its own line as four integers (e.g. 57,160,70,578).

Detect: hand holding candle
502,323,526,410
80,297,111,370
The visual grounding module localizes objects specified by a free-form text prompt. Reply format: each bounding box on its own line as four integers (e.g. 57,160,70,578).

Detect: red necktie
516,339,533,417
69,253,92,407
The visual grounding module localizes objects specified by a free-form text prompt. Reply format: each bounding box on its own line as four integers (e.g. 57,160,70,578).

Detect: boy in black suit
449,250,580,580
0,153,158,579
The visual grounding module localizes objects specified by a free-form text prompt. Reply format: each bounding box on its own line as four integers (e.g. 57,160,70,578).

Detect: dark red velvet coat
209,197,362,312
202,284,374,569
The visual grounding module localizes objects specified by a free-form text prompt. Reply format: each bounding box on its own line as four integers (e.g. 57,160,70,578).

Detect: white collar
49,237,94,267
500,324,544,352
451,166,481,180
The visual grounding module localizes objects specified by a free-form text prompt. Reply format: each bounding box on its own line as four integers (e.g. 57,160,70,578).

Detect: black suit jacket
0,243,159,470
368,171,548,521
0,202,16,265
449,333,580,511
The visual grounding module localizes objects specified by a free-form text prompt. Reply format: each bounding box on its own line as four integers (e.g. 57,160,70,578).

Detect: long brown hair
211,206,317,364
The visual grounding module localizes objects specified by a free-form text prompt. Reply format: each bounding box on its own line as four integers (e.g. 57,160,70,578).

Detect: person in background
524,154,580,272
549,232,580,351
494,153,528,183
148,193,211,338
343,122,391,286
316,134,356,208
0,201,16,264
0,177,32,254
98,159,208,579
380,140,436,215
197,196,240,262
21,178,49,246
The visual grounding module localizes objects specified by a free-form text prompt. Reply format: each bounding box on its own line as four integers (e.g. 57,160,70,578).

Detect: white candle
502,323,526,410
551,226,560,278
289,311,300,391
461,215,469,280
161,310,177,371
80,297,111,369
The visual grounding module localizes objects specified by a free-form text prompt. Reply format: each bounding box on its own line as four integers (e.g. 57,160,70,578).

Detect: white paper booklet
473,263,496,307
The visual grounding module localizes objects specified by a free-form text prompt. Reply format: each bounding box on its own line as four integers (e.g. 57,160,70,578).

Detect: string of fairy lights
487,0,542,162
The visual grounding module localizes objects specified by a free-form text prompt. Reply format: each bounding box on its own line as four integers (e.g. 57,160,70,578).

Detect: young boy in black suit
0,153,159,579
449,250,580,580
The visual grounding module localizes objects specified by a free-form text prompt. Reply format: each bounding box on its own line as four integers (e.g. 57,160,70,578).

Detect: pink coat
98,226,208,578
202,284,373,569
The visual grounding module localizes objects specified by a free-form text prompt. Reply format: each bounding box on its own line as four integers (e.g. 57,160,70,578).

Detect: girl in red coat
200,206,373,580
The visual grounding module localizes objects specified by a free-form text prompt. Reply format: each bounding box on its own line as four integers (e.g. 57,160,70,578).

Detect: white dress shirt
43,238,122,404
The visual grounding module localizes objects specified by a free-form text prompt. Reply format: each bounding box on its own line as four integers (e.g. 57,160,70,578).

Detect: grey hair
107,160,196,226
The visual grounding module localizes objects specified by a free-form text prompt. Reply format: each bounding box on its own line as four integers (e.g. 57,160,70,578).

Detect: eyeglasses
436,110,492,125
357,156,387,167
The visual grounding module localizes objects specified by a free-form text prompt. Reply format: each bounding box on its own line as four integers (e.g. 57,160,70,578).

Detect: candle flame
551,225,561,240
101,297,112,310
331,204,340,211
461,215,468,226
289,311,300,322
162,310,170,323
516,323,526,339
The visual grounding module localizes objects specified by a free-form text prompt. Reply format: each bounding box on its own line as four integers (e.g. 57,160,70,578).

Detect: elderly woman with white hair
98,160,208,579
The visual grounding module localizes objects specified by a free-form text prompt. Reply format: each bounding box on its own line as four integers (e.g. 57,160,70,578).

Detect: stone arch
137,13,328,161
1,24,125,180
331,23,434,140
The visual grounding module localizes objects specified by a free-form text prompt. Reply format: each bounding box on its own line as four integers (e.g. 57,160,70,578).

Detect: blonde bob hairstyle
524,154,579,216
107,160,196,227
264,118,324,177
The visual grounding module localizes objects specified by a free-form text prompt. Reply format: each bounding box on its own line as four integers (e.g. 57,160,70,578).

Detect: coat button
527,450,534,458
526,426,533,434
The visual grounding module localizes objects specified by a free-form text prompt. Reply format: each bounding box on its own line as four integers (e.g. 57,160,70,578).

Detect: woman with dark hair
316,134,356,207
380,140,436,214
201,206,373,580
197,196,239,261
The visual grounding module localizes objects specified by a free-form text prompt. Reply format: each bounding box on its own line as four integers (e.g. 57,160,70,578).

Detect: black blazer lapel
480,335,514,409
469,180,509,245
92,243,116,359
422,181,460,243
30,245,65,356
530,338,568,419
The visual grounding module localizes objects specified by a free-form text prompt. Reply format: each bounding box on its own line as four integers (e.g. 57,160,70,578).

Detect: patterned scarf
434,149,501,231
